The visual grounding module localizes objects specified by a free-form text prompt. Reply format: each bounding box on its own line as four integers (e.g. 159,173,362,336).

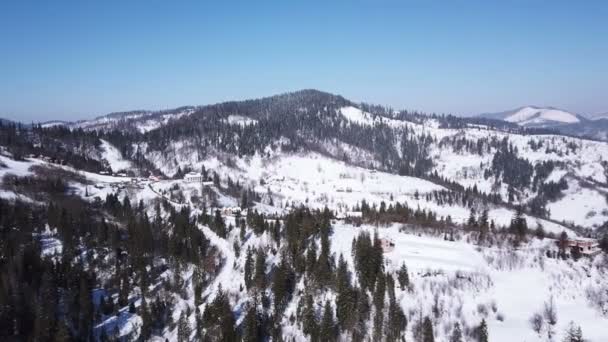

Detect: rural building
184,172,204,183
558,238,602,257
380,238,395,253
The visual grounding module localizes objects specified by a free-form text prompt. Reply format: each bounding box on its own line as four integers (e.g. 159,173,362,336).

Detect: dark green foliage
243,303,264,342
272,260,295,314
244,247,254,289
320,301,336,342
397,263,410,290
510,206,528,242
386,295,407,342
352,231,384,291
201,290,237,342
254,248,267,289
491,140,533,189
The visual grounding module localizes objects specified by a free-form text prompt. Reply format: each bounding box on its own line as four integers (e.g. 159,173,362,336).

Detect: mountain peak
479,106,583,128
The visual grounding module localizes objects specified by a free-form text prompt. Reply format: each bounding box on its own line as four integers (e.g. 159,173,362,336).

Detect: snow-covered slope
332,223,608,342
99,139,132,172
70,107,197,132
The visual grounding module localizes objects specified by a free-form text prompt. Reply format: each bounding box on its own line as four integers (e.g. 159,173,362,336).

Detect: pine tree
468,207,477,227
243,304,261,342
510,206,528,241
302,294,318,339
139,296,152,340
423,316,434,342
386,296,406,342
320,300,336,342
397,263,409,290
272,262,290,314
244,248,254,289
335,255,355,331
563,321,584,342
450,322,463,342
477,319,489,342
254,248,267,289
78,275,94,338
177,311,191,342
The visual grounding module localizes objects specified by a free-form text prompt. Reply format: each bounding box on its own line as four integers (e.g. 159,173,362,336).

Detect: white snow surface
332,223,608,342
224,115,258,126
504,106,580,125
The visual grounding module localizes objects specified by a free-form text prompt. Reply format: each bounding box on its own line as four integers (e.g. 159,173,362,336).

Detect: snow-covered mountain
586,112,608,121
479,106,584,128
1,90,608,342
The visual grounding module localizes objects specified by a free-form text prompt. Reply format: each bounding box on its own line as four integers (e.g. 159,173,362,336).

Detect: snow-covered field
332,223,608,342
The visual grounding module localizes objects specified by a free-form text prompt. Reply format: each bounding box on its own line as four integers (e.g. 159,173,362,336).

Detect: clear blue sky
1,1,607,122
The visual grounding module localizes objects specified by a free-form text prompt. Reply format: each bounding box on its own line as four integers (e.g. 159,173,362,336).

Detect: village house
221,206,242,216
380,238,395,253
557,237,602,257
184,172,204,183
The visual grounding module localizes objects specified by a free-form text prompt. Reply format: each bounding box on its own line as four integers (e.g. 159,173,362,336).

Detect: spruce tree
563,321,584,342
450,322,463,342
397,263,409,290
477,319,489,342
302,294,318,339
320,301,336,342
177,311,191,342
423,316,434,342
244,248,254,289
254,248,267,289
243,304,261,342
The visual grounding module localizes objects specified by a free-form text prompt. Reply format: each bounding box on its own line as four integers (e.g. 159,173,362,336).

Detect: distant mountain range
478,106,608,140
478,106,584,128
586,111,608,121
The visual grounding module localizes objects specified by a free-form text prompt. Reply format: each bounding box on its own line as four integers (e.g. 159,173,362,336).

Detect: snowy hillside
99,139,132,172
135,100,608,231
586,112,608,121
2,150,607,341
70,107,197,132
